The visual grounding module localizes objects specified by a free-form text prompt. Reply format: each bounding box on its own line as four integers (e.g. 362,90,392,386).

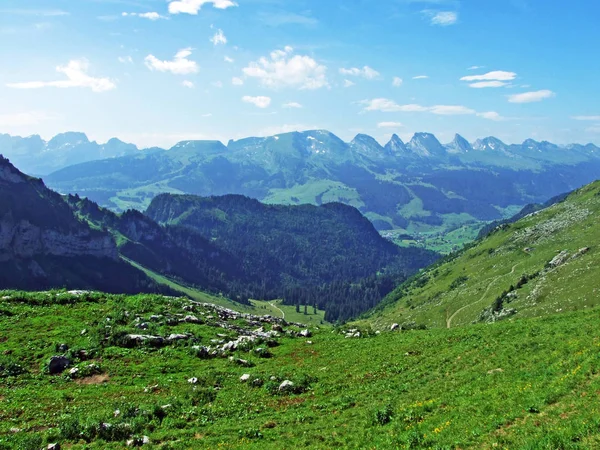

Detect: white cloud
572,116,600,121
182,80,195,88
224,56,234,63
343,79,355,88
242,95,272,108
145,48,199,75
413,75,429,80
468,81,509,88
210,29,227,46
362,98,504,121
168,0,238,15
6,59,116,93
118,56,133,64
242,46,328,90
460,71,516,82
424,11,458,26
586,126,600,133
377,122,404,129
476,111,506,121
122,12,166,20
232,77,244,86
339,66,380,79
508,90,555,103
283,102,302,109
392,77,403,87
429,105,475,115
0,111,58,127
467,65,484,70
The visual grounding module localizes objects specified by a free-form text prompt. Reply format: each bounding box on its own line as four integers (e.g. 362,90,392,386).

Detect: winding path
446,263,521,328
270,302,285,320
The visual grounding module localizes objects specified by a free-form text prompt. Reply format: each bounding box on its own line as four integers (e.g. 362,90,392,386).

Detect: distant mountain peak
473,136,507,152
446,134,473,154
47,132,90,149
384,134,408,154
408,132,445,157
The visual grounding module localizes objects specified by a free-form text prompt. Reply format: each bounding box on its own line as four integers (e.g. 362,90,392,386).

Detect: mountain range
3,130,600,248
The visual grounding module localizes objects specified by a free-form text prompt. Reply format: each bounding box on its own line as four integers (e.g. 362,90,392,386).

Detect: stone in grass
299,329,312,338
240,374,251,382
126,436,150,447
391,323,399,331
278,380,295,393
188,377,198,384
47,444,61,450
48,356,71,375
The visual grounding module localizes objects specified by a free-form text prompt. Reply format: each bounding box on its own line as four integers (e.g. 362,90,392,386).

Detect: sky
0,0,599,148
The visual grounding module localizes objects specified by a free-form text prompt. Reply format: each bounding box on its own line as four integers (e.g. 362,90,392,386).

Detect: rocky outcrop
0,216,117,262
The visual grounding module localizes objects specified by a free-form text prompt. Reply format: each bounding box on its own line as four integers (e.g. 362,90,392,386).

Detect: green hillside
363,180,600,330
3,291,600,449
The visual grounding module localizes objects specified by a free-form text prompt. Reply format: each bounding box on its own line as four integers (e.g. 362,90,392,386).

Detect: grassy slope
2,292,600,449
362,180,600,331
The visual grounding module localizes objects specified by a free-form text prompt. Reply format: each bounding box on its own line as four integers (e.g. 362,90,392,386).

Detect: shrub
374,405,394,425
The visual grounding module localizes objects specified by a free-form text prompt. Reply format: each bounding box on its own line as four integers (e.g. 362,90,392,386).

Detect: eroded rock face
0,217,118,262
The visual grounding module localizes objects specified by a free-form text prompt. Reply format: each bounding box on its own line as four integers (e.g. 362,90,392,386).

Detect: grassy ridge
364,180,600,330
2,292,600,448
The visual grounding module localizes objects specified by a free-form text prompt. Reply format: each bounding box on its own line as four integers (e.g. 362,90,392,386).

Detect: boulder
391,323,399,331
299,329,312,338
188,377,198,384
279,380,295,393
48,356,71,375
240,374,251,382
47,444,61,450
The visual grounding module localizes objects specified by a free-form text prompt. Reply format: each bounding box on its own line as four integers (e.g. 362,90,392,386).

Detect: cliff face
0,216,117,262
0,155,118,262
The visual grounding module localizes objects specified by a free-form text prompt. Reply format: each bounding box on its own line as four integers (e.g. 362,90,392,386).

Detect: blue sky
0,0,599,148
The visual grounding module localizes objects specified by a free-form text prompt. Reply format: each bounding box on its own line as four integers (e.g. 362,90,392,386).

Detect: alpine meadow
1,1,600,449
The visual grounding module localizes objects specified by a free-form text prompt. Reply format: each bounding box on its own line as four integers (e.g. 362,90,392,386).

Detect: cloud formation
182,80,195,88
145,48,199,75
6,59,116,93
460,71,516,82
413,75,429,80
243,96,272,108
122,12,166,20
423,11,458,26
361,98,503,120
377,122,404,129
339,66,380,79
283,102,303,108
392,77,403,87
572,116,600,121
168,0,238,15
508,90,555,103
242,46,328,90
210,29,227,45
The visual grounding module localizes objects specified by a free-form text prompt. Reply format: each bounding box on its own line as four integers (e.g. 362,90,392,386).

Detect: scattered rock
306,341,313,345
47,444,61,450
57,344,69,353
487,368,504,375
549,250,570,268
188,377,198,384
114,409,121,417
69,367,79,376
299,329,312,338
80,329,88,335
48,356,71,375
391,323,399,331
240,374,251,382
278,380,294,392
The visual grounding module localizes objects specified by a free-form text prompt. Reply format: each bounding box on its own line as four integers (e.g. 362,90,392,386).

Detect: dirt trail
446,263,521,328
270,302,285,320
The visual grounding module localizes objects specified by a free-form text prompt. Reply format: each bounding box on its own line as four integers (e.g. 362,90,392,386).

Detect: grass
2,291,600,448
250,299,328,325
364,180,600,330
